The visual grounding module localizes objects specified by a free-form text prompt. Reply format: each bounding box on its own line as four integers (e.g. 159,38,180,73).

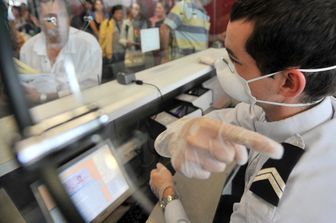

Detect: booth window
2,0,233,109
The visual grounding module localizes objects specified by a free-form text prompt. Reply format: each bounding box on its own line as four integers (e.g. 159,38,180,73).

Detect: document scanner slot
186,86,209,97
176,87,212,113
165,99,202,119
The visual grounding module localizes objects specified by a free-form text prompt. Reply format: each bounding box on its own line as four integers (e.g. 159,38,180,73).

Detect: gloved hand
149,163,175,200
155,117,284,179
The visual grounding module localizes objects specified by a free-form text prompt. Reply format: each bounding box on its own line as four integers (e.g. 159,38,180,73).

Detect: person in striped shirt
160,0,210,63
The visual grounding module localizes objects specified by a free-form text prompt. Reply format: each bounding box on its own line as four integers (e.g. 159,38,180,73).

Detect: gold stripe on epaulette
253,167,286,199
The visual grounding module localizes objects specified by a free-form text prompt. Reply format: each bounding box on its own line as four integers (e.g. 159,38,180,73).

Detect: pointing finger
187,118,283,159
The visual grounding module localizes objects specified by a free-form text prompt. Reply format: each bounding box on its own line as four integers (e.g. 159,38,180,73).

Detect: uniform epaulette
249,143,304,206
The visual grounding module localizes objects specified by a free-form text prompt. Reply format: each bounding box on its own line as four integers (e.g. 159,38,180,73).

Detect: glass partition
0,78,10,118
2,0,233,111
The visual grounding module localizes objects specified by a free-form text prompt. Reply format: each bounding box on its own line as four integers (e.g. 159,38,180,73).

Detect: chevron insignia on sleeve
249,142,305,206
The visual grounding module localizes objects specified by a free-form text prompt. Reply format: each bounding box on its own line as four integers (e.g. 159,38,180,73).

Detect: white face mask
215,56,336,107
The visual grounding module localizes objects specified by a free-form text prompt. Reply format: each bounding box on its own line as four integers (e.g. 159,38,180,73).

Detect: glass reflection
1,0,233,112
19,0,101,105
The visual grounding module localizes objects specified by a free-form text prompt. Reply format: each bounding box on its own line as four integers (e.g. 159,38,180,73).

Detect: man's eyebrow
226,48,243,65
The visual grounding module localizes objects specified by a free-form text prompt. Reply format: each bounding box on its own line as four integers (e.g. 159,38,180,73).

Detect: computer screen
32,141,132,223
140,28,160,53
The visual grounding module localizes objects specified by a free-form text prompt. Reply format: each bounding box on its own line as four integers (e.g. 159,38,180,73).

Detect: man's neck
47,46,62,65
264,105,312,122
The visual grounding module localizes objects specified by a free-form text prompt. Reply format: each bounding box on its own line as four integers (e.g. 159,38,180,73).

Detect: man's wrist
162,186,175,199
159,186,179,209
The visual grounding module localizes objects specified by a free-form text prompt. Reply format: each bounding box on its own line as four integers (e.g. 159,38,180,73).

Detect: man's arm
159,24,171,63
154,103,283,179
159,2,184,63
23,84,58,105
89,20,99,38
150,163,190,223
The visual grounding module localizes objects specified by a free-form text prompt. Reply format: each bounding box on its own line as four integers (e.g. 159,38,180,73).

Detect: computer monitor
32,141,132,223
140,28,160,53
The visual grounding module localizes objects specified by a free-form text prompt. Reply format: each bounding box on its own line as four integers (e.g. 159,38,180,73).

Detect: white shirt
20,27,102,95
165,200,190,223
156,97,336,222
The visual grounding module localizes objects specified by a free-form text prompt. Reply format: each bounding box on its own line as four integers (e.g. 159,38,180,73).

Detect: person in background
110,5,126,67
99,11,114,61
150,1,168,28
84,0,94,17
70,0,95,34
164,0,176,11
9,21,26,58
150,1,168,65
160,0,210,63
19,3,40,36
99,5,126,80
11,4,24,30
120,2,148,71
88,0,107,39
6,3,30,56
137,0,156,20
70,1,87,30
20,0,102,105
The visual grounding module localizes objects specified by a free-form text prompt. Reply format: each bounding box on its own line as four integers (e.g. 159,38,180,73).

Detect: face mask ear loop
299,64,336,73
246,71,279,83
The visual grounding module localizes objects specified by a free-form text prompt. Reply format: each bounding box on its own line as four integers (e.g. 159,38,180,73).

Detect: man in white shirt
153,0,336,222
20,0,102,104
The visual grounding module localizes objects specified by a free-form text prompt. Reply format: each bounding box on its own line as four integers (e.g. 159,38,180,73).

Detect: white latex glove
149,163,175,200
155,117,284,179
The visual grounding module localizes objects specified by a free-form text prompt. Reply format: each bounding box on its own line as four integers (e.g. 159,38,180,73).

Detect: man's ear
279,69,306,98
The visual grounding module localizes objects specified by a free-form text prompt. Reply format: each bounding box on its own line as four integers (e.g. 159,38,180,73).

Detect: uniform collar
255,97,333,142
33,27,77,56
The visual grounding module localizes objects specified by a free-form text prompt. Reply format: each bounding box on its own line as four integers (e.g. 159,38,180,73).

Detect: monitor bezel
31,140,133,223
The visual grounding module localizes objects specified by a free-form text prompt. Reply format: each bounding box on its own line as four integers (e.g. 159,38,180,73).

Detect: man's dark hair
111,5,123,16
231,0,336,102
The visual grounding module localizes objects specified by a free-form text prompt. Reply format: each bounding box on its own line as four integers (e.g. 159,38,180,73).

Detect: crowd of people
7,0,232,81
1,0,234,107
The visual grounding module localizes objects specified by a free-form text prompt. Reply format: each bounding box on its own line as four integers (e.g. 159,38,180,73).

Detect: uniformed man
153,0,336,222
